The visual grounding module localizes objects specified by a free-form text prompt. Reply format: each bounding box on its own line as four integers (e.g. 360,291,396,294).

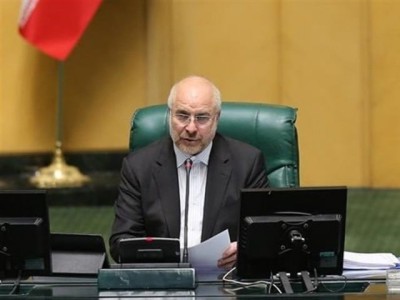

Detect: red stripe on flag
19,0,102,61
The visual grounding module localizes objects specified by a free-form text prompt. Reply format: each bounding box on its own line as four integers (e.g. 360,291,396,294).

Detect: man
109,75,269,269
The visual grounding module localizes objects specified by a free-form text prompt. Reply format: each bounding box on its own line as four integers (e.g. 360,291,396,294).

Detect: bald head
167,76,221,112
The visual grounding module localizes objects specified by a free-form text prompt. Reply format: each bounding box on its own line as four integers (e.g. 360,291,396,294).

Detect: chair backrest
129,102,299,187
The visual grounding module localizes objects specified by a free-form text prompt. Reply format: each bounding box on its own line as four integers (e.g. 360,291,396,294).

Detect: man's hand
217,242,237,269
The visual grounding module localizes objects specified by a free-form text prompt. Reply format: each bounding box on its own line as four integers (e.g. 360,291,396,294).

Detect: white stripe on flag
19,0,39,27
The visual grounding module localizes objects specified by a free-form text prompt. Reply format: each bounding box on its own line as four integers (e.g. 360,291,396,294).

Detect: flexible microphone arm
182,158,192,263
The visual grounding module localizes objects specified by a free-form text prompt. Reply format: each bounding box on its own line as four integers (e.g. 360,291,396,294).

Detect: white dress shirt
174,143,212,248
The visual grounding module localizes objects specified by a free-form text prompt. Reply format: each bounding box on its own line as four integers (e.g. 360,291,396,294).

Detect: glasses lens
174,113,212,125
195,115,211,125
175,114,190,123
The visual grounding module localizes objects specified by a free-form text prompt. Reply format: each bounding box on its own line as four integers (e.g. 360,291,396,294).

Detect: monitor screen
236,186,347,279
0,190,51,279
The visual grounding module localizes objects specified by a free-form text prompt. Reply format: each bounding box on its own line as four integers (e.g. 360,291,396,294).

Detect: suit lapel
153,138,181,238
201,135,232,241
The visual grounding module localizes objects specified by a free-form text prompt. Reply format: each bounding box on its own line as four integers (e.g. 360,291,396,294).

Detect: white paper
343,269,388,279
188,229,230,269
344,251,400,270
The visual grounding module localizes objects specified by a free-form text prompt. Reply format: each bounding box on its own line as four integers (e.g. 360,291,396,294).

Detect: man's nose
185,118,198,132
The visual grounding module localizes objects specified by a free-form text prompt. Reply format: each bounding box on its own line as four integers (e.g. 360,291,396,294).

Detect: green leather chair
129,102,299,187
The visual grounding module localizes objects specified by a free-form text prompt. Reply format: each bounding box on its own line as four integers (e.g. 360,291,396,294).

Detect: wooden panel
281,0,368,186
370,1,400,187
171,0,280,103
61,0,147,151
146,0,174,104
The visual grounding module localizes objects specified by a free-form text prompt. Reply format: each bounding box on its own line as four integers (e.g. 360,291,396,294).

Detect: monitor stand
300,271,315,292
278,271,315,294
278,272,293,293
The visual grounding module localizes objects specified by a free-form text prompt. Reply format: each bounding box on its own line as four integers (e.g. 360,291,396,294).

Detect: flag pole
30,61,90,188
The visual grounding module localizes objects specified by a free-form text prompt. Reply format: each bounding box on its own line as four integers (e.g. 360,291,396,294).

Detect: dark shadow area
0,151,125,206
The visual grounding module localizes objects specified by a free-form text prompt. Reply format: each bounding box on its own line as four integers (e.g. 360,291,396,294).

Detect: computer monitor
51,233,110,276
236,186,347,279
0,190,51,279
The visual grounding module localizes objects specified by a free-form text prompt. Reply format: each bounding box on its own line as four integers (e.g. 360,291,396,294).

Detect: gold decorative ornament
30,142,90,188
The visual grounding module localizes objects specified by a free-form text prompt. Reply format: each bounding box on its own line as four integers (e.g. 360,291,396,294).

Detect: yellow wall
370,0,400,187
1,0,400,188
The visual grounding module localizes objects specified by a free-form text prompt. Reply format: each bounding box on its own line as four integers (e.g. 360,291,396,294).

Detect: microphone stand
182,158,192,263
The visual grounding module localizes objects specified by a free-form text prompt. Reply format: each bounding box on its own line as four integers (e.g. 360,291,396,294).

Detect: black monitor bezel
236,186,347,279
0,189,51,278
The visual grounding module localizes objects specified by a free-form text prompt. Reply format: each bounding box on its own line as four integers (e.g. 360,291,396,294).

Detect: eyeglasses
173,113,214,126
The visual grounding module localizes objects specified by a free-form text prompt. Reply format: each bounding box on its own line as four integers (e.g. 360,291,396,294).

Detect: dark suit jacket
109,133,269,261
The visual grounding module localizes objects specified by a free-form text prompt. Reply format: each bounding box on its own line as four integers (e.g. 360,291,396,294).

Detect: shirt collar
174,142,212,168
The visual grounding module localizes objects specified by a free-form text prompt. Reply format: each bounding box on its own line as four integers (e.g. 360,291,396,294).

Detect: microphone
182,158,192,263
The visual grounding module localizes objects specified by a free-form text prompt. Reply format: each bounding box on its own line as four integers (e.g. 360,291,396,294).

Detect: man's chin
178,143,202,155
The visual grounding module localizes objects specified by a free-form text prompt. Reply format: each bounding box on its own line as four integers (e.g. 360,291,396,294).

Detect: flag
18,0,102,61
